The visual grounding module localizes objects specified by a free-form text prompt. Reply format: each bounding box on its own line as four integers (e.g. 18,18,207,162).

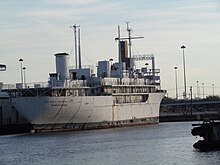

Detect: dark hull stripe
31,117,159,133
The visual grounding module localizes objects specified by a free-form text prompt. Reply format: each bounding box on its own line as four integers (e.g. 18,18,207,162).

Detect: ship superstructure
1,24,165,132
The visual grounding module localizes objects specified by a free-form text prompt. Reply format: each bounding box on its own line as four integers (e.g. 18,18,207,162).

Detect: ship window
81,75,86,80
60,90,66,96
142,95,149,102
101,87,104,93
72,72,77,80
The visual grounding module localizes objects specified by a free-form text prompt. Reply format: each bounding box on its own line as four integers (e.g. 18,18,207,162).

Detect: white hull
11,93,164,131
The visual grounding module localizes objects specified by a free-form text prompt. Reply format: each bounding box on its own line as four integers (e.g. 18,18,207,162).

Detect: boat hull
11,93,164,132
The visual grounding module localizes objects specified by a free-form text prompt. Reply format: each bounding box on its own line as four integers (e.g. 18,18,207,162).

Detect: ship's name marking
44,100,68,107
45,100,68,103
51,104,67,107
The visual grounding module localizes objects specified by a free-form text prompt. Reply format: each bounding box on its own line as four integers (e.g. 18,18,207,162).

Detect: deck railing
1,82,49,90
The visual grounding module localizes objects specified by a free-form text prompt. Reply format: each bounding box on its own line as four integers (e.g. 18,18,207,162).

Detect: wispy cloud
46,0,99,5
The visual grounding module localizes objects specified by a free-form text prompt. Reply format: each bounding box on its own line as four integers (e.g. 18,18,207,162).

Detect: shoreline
159,112,220,122
1,113,219,135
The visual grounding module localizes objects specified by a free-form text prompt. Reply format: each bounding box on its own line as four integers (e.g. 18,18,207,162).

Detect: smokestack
54,53,69,81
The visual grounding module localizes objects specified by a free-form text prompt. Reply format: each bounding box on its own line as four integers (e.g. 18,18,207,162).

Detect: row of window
114,95,149,104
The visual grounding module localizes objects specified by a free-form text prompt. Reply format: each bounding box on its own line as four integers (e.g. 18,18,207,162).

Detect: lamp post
145,63,149,72
202,83,204,99
174,66,178,99
181,45,187,99
144,63,149,85
19,58,23,85
190,86,193,115
212,83,214,97
196,80,199,99
23,67,26,88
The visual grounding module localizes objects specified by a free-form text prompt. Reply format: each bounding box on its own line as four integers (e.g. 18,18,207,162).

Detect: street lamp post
19,58,23,86
23,67,26,88
212,84,215,97
202,83,204,99
190,86,193,115
181,45,187,99
174,66,178,99
196,80,199,99
144,63,149,85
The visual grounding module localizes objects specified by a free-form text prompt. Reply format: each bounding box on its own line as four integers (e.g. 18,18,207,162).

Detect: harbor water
0,122,219,165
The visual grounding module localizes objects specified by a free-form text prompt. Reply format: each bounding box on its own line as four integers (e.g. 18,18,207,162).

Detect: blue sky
1,0,220,98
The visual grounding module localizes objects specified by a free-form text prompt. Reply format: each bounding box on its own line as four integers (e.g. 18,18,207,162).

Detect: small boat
191,119,220,151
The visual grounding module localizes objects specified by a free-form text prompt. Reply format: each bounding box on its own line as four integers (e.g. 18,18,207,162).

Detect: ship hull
32,116,159,133
11,93,164,132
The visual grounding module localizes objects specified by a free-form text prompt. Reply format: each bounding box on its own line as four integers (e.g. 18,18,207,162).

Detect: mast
126,22,132,78
78,28,82,69
115,22,144,79
70,24,80,69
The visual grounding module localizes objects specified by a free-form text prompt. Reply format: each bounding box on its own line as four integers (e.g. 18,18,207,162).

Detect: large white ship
1,24,166,132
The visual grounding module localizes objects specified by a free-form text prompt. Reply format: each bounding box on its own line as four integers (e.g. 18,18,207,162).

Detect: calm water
0,122,219,165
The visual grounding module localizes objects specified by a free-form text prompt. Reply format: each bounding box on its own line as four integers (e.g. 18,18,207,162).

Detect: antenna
70,24,80,69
